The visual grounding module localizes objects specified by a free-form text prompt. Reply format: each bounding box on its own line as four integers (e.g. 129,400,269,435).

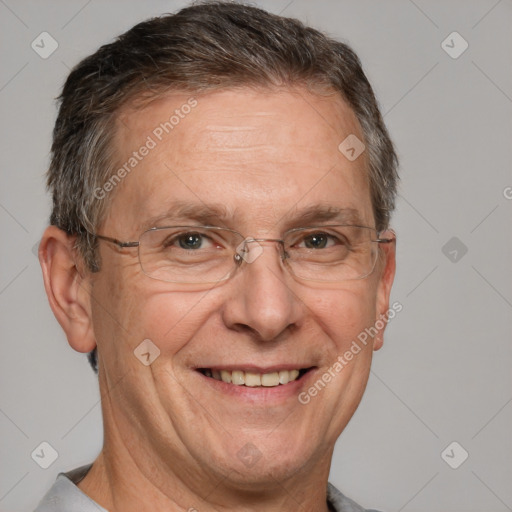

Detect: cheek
94,274,215,365
294,284,380,442
137,290,212,353
310,283,378,352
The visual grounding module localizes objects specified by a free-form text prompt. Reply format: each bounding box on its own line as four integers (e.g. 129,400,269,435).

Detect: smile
197,368,313,387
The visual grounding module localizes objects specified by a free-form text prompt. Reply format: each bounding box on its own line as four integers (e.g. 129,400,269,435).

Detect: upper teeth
206,369,300,387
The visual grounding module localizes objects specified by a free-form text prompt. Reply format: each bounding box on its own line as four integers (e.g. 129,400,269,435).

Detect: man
36,1,398,511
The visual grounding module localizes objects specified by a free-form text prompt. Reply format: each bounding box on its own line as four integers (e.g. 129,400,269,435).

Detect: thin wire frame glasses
94,224,395,284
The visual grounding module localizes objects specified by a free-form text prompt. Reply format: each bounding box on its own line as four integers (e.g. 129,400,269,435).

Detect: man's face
89,87,394,488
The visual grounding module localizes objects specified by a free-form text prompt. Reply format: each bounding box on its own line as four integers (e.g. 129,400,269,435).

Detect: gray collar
34,464,381,512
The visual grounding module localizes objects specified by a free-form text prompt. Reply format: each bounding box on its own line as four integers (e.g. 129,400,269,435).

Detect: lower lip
196,369,317,405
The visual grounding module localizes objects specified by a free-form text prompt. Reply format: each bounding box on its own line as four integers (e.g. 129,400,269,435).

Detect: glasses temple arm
94,234,139,248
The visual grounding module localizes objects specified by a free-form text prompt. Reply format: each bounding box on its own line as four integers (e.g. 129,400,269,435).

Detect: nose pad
235,238,264,264
234,238,288,266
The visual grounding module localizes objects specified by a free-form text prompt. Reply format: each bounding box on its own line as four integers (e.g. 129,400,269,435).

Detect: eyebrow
282,204,364,227
139,201,234,231
139,201,366,231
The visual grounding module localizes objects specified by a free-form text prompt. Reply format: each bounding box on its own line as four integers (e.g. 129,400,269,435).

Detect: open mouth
196,367,314,387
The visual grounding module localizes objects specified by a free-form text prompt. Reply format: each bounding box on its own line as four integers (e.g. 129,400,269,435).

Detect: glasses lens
284,225,379,281
138,226,242,283
137,225,381,284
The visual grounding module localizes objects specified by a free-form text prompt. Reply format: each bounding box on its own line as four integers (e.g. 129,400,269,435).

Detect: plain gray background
1,1,511,511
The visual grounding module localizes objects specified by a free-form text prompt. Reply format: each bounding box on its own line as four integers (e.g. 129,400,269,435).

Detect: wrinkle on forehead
105,87,373,237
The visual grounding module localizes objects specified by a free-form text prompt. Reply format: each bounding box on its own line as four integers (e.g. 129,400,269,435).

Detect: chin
217,454,314,493
206,429,325,490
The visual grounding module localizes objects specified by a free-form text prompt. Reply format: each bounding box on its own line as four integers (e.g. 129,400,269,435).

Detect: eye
299,232,341,249
179,233,204,250
164,232,215,250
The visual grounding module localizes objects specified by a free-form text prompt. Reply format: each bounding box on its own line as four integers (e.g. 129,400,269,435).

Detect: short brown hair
47,0,398,371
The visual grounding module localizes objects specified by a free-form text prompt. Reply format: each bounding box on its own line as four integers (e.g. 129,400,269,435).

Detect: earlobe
373,234,397,351
39,226,96,353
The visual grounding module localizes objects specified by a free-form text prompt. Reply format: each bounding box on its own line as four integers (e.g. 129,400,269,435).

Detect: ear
39,226,96,353
373,232,396,351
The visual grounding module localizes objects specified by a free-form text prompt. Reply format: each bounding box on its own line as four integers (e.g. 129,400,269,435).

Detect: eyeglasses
93,225,394,284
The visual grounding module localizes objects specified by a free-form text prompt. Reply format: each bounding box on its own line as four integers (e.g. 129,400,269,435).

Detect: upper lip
195,364,315,373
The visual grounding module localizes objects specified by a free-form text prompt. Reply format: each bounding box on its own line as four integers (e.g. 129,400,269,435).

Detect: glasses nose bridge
235,236,289,266
248,237,284,245
246,236,286,248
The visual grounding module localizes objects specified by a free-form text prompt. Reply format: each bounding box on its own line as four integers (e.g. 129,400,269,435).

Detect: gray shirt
34,464,381,512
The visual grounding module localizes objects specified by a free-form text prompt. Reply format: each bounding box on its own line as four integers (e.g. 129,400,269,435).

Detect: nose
221,240,303,342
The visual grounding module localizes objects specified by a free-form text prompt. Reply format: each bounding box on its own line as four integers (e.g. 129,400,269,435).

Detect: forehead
106,87,372,235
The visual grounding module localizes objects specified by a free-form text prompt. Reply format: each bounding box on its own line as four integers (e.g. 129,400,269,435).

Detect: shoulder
33,465,107,512
327,482,383,512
